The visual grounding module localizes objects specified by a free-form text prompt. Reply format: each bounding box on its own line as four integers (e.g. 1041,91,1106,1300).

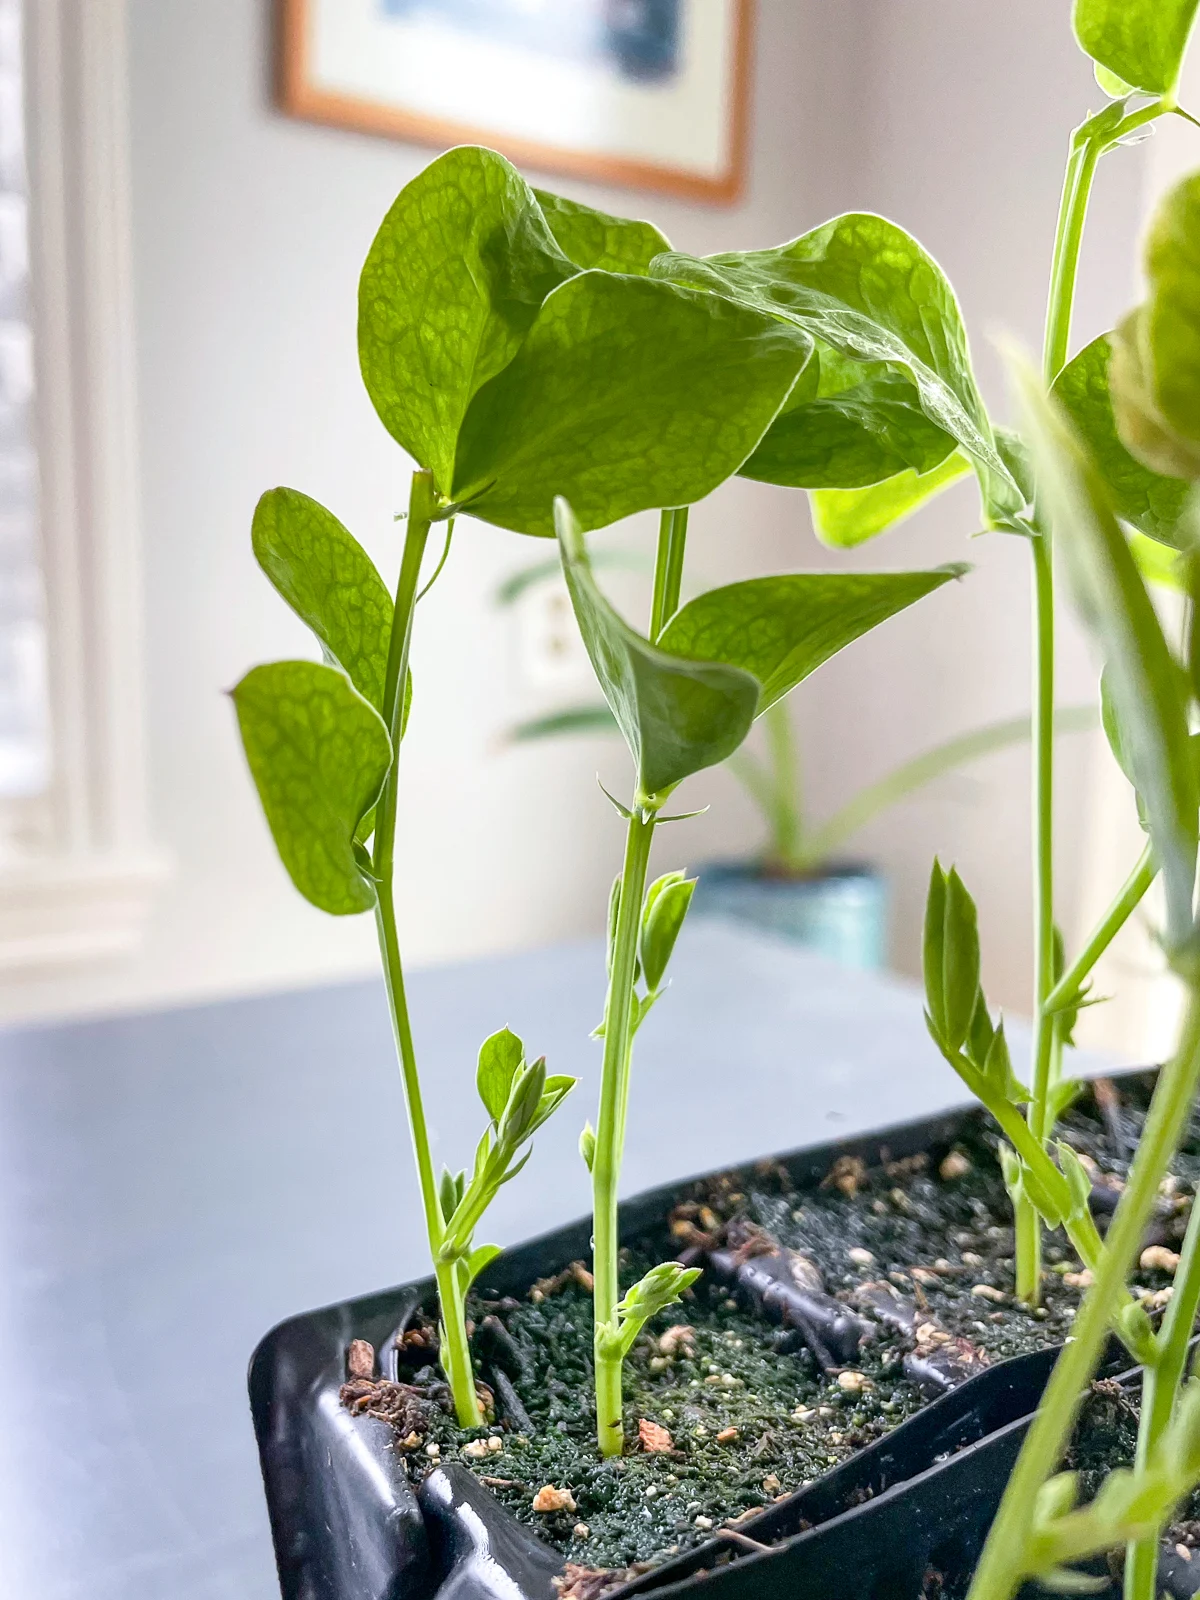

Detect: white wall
0,0,873,1021
785,0,1153,1013
0,0,1166,1025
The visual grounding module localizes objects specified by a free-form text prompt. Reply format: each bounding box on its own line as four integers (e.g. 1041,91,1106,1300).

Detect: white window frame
0,0,166,970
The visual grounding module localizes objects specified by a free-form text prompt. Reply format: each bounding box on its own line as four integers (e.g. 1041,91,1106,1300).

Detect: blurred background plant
498,549,1095,967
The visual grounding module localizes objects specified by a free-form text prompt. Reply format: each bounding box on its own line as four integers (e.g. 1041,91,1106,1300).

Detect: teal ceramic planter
691,862,888,970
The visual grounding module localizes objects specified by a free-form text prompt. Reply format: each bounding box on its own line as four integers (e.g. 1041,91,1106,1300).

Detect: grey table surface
0,919,1111,1600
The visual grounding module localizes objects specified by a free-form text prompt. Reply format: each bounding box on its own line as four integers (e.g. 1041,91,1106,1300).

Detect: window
0,0,165,970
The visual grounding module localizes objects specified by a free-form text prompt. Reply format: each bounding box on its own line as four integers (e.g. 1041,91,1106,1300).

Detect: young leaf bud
641,875,696,991
579,1121,596,1172
477,1027,525,1124
1056,1141,1093,1222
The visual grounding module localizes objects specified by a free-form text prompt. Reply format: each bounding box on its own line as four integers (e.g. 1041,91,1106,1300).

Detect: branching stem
372,470,480,1428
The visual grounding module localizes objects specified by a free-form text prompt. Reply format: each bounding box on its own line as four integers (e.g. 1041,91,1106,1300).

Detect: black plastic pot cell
249,1100,1176,1600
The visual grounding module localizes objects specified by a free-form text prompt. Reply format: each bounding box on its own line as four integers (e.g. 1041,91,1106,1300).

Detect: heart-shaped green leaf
651,214,1021,523
252,487,394,710
554,499,759,800
1073,0,1199,95
811,454,972,547
1053,334,1191,546
658,564,967,714
358,146,575,493
453,272,811,536
232,660,392,915
741,369,956,490
534,189,670,274
1014,359,1198,950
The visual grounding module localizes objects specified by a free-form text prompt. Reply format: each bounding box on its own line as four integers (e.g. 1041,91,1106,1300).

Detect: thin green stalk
1043,842,1157,1016
592,806,657,1455
649,507,689,640
1125,1177,1200,1600
371,470,480,1428
1015,117,1105,1307
762,699,805,870
968,987,1200,1600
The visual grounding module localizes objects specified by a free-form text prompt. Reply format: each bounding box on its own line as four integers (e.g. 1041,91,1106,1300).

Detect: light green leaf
1130,529,1187,590
232,660,392,915
740,370,956,490
358,146,575,493
1014,359,1198,948
652,214,1021,522
554,499,760,800
477,1027,525,1124
811,452,972,548
942,866,982,1052
923,861,948,1042
464,1243,503,1287
1073,0,1200,95
453,272,811,536
252,487,393,710
1110,308,1200,481
1052,334,1190,547
1143,174,1200,454
533,189,670,274
640,874,695,990
1057,1141,1094,1221
1095,61,1135,97
658,565,967,715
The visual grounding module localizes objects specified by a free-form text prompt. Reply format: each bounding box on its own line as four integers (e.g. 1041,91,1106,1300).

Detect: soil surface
345,1076,1200,1587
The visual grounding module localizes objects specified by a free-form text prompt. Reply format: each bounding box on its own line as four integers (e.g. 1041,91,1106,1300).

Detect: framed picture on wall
276,0,753,203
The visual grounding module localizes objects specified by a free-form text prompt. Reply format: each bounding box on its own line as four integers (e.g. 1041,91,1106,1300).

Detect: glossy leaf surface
658,564,967,714
232,660,392,916
1052,334,1190,547
454,272,811,536
1015,363,1198,949
252,487,393,709
358,147,574,492
554,499,759,799
811,452,971,548
534,189,669,274
1072,0,1199,94
652,213,1021,521
741,369,956,490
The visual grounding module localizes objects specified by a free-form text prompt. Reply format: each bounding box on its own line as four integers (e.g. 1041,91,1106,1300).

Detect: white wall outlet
514,578,594,692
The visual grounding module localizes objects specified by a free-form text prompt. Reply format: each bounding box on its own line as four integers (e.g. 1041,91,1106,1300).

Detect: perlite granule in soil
344,1077,1200,1577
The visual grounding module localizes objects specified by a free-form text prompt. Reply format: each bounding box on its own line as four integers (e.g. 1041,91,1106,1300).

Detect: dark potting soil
345,1077,1200,1583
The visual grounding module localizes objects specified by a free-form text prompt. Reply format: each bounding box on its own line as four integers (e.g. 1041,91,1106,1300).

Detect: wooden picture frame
276,0,753,205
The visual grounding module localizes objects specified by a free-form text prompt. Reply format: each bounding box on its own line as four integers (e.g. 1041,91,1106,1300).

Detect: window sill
0,850,170,970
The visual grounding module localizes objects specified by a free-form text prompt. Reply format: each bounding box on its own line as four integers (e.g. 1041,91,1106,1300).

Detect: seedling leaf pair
595,1261,702,1363
555,499,969,801
651,212,1022,525
440,1026,576,1264
358,146,812,538
1073,0,1200,97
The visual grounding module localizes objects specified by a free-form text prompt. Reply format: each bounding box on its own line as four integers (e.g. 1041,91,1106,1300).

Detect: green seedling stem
592,507,689,1456
372,469,481,1428
968,987,1200,1600
1017,101,1170,1308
